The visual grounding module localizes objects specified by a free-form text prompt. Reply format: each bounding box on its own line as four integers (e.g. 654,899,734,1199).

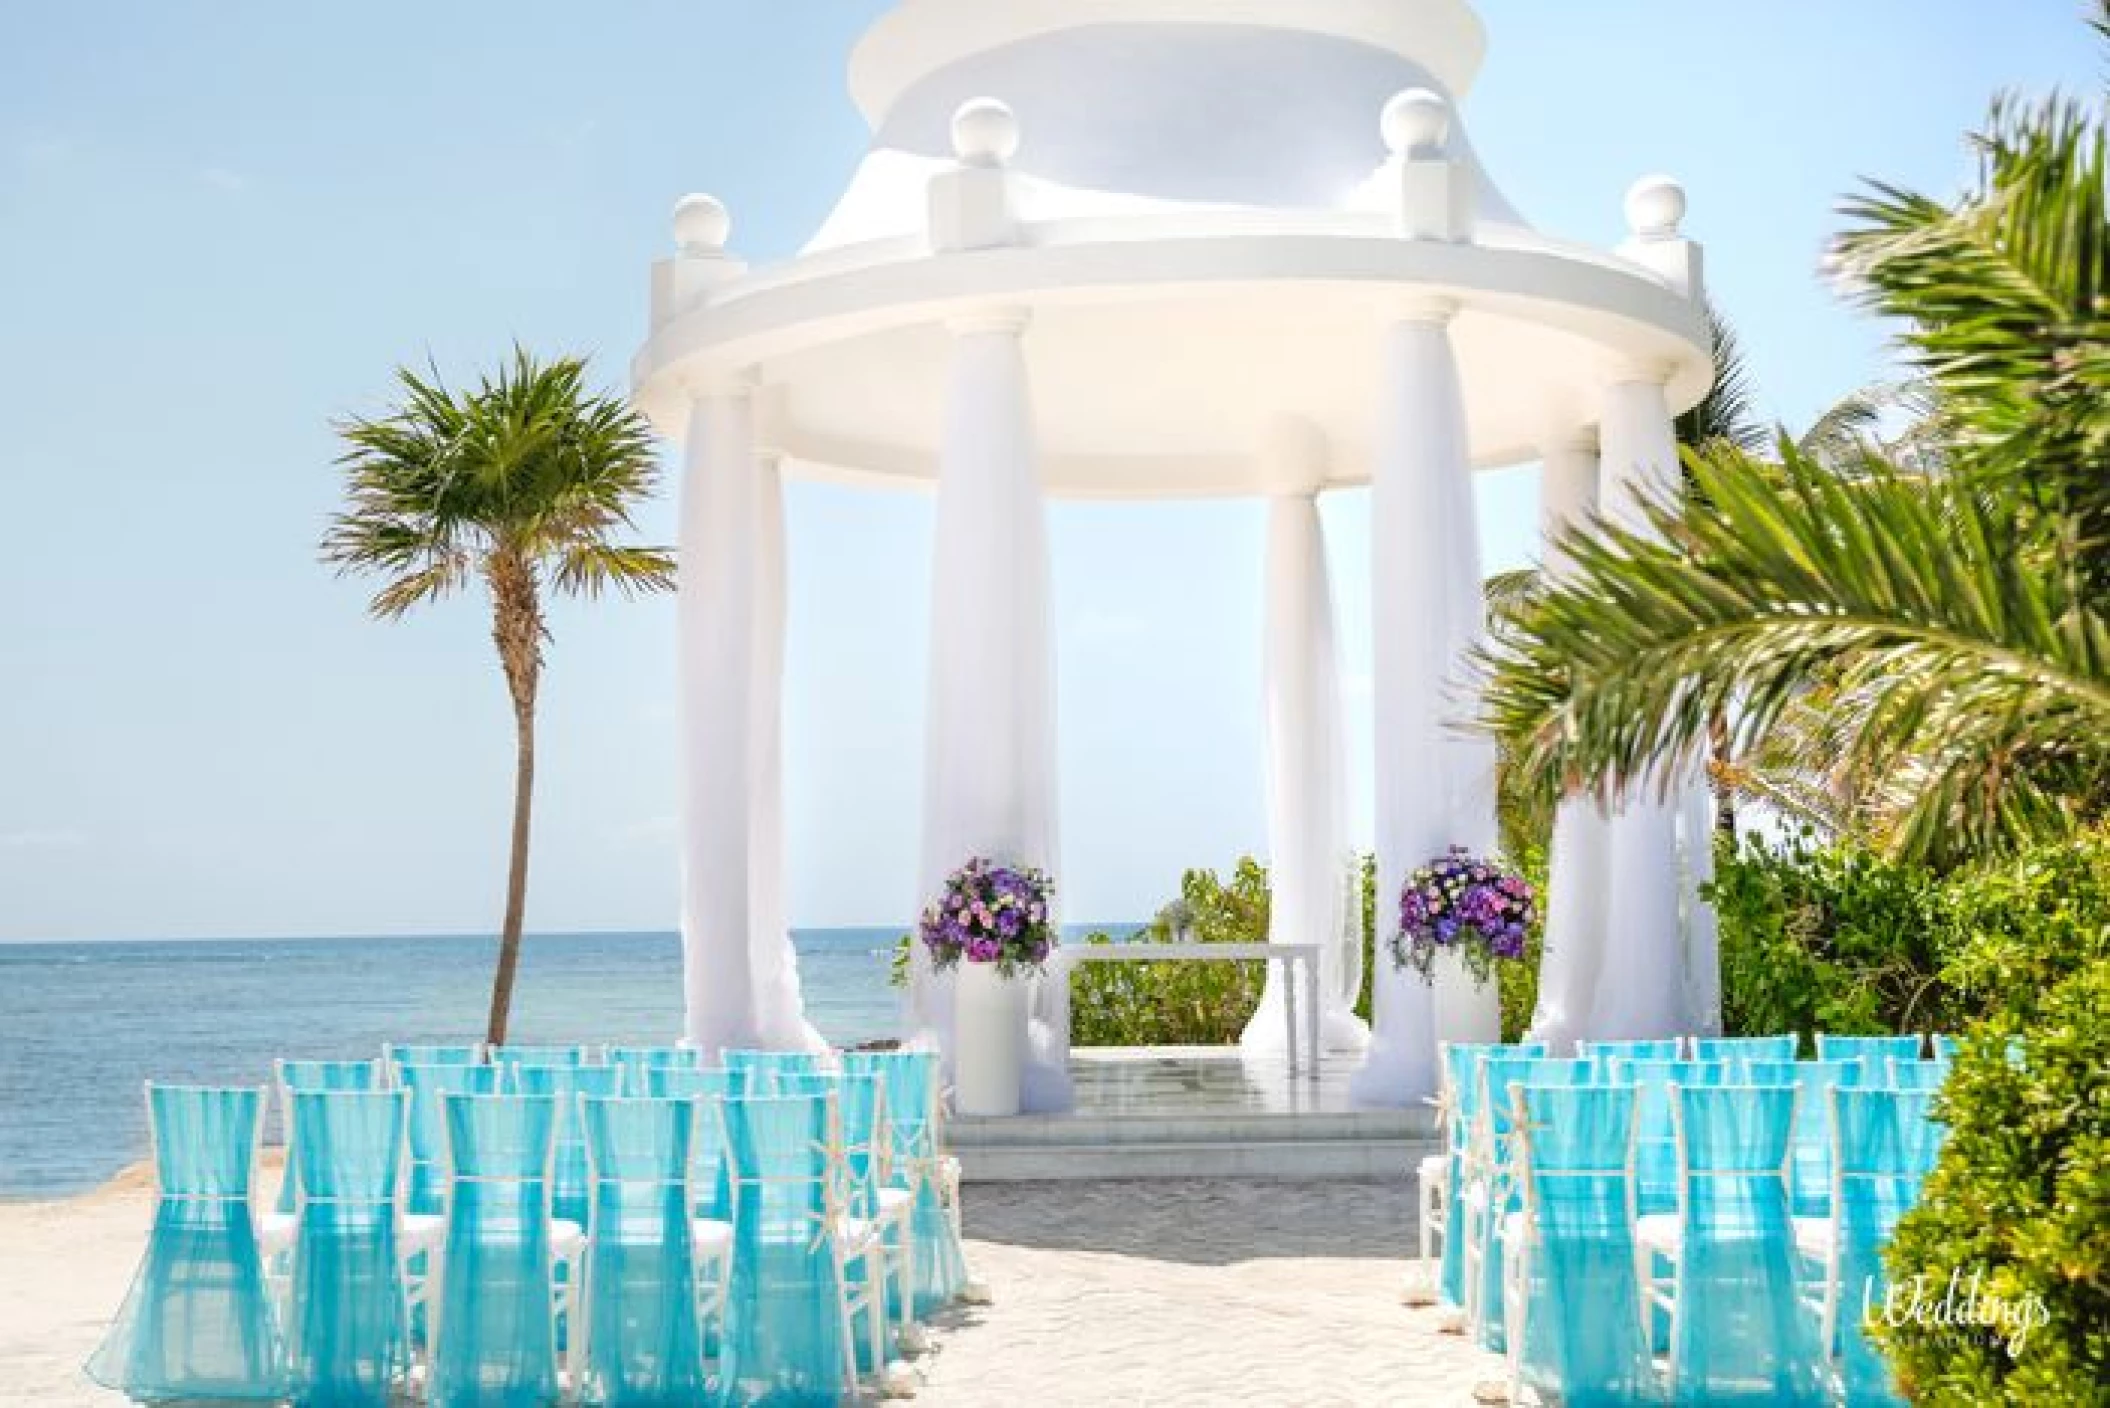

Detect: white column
748,453,827,1053
915,309,1071,1112
1526,434,1613,1054
677,377,761,1057
1589,371,1690,1039
1244,421,1370,1060
1352,304,1500,1108
1680,776,1723,1037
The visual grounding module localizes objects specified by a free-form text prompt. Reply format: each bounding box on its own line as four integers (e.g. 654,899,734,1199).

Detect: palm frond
1676,302,1768,455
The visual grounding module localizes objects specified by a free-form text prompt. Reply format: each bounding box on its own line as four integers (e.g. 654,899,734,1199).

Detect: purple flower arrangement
919,857,1057,977
1388,846,1537,985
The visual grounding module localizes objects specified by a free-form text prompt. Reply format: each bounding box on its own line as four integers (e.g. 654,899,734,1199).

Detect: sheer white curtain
912,314,1072,1112
678,386,761,1056
1528,438,1612,1053
1589,376,1691,1038
1243,488,1369,1058
1352,311,1499,1106
750,455,828,1053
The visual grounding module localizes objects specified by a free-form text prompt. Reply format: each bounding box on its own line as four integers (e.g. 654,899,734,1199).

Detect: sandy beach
0,1168,1499,1407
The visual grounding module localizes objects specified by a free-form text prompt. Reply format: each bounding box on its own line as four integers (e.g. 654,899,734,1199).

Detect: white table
1060,942,1322,1077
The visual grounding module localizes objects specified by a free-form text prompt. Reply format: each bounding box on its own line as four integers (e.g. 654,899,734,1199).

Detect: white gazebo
631,0,1722,1115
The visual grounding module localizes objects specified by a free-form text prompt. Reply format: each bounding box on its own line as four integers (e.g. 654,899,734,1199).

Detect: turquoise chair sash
85,1085,289,1401
1691,1035,1800,1072
1511,1083,1654,1407
397,1063,502,1216
843,1049,967,1317
510,1065,623,1226
1670,1084,1825,1406
1833,1088,1944,1408
724,1049,826,1096
645,1067,741,1222
286,1089,412,1406
1749,1060,1865,1217
490,1044,589,1070
1816,1034,1924,1082
276,1060,383,1213
1472,1057,1595,1352
578,1097,710,1406
428,1094,561,1408
608,1046,702,1088
1612,1058,1731,1217
1579,1037,1685,1068
1436,1040,1544,1309
386,1043,482,1071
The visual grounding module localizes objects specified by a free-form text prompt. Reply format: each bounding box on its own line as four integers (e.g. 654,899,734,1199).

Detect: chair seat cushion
258,1212,296,1256
839,1216,882,1252
1792,1217,1834,1261
877,1187,914,1223
400,1214,445,1254
691,1218,734,1259
1499,1210,1524,1252
552,1219,585,1259
1416,1154,1445,1185
1635,1213,1681,1257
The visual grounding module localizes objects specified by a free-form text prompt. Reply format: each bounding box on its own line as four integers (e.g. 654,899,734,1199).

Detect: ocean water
0,925,1116,1198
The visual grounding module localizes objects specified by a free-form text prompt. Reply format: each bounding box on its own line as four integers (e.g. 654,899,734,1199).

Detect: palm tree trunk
485,697,535,1045
484,551,543,1047
1710,712,1738,838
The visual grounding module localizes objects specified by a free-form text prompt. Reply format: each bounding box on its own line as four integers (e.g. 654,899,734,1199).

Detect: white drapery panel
678,386,761,1057
1527,437,1613,1054
1243,485,1369,1058
913,313,1072,1112
1351,311,1500,1108
750,455,829,1054
1679,772,1723,1037
1589,375,1695,1039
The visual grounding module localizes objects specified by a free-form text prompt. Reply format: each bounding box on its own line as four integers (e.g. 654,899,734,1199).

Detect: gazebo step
955,1135,1438,1183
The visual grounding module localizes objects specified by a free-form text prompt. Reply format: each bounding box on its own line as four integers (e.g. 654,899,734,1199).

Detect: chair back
1816,1033,1924,1080
778,1072,889,1218
1748,1059,1863,1216
275,1060,384,1210
386,1043,482,1071
1669,1083,1823,1404
1832,1088,1944,1407
85,1086,288,1401
576,1096,710,1405
1690,1034,1799,1071
718,1094,856,1403
1579,1037,1684,1068
724,1049,827,1095
1612,1059,1730,1215
608,1045,702,1086
1929,1034,1962,1062
1511,1083,1653,1404
397,1063,502,1215
285,1090,411,1403
1434,1041,1541,1310
510,1064,623,1225
645,1067,740,1217
428,1095,560,1408
842,1048,970,1315
1885,1057,1952,1091
490,1044,589,1071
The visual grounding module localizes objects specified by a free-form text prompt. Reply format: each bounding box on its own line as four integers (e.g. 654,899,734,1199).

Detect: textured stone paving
912,1179,1504,1407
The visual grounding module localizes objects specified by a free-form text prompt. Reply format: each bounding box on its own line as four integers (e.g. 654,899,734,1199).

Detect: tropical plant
323,350,675,1043
1480,12,2110,866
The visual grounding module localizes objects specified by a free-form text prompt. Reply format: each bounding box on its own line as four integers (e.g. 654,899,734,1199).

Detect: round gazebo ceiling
631,0,1713,497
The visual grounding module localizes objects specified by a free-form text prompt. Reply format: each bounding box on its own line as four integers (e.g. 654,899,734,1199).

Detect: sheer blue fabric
285,1089,412,1407
428,1094,561,1408
491,1044,589,1070
609,1046,703,1088
397,1063,502,1216
842,1050,966,1317
645,1068,741,1221
510,1064,624,1226
1612,1059,1731,1217
1690,1035,1799,1071
1511,1083,1656,1407
1580,1038,1685,1069
1748,1060,1864,1217
1833,1089,1944,1408
386,1044,483,1071
1884,1058,1952,1091
577,1096,711,1407
86,1086,289,1402
1930,1034,1961,1062
1669,1084,1823,1406
276,1060,383,1214
1473,1057,1597,1350
720,1095,861,1405
1816,1034,1924,1082
724,1050,826,1096
1436,1041,1544,1309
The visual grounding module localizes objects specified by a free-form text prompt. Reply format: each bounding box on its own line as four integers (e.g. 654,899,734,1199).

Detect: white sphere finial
951,98,1020,168
673,193,731,256
1625,175,1687,240
1382,88,1450,158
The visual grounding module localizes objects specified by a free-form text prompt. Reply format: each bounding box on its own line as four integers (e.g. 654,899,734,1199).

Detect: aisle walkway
918,1179,1502,1406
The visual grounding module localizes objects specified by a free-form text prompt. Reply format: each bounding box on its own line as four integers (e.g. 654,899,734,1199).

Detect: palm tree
1479,14,2110,866
324,350,676,1042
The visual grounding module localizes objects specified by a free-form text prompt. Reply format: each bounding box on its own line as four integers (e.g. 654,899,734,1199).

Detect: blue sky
0,1,2094,941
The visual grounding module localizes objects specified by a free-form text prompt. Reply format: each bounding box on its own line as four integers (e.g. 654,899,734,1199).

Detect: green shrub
1879,956,2110,1404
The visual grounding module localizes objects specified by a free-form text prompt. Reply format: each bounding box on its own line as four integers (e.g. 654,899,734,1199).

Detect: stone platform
950,1046,1437,1182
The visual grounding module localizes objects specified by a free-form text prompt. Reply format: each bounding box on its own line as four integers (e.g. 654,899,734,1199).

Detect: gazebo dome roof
809,0,1524,250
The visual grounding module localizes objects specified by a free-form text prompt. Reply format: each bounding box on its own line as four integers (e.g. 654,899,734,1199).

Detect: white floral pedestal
1430,950,1503,1048
954,960,1026,1116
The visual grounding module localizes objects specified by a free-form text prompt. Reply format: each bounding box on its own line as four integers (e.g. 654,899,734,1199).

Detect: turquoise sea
0,925,1128,1198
